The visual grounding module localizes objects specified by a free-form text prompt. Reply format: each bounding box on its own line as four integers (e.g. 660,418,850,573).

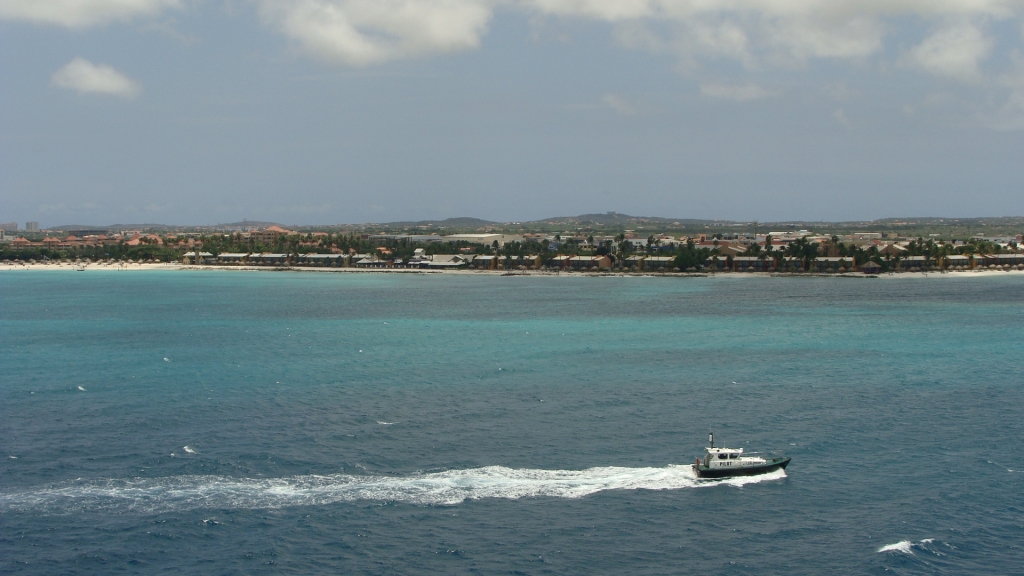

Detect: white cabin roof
705,447,744,454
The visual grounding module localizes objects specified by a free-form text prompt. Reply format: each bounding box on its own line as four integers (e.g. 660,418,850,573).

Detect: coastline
3,261,1023,279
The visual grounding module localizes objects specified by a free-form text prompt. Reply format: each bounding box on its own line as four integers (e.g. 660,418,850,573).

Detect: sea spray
0,465,786,514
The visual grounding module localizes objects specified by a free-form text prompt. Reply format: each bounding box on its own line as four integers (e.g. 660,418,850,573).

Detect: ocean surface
1,270,1022,575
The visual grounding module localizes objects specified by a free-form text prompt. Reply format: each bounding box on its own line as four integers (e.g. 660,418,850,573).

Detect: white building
442,234,523,247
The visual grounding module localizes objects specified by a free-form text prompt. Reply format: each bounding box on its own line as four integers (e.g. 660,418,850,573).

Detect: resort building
251,253,289,265
704,256,730,271
442,234,523,247
567,255,612,270
298,253,345,266
547,255,573,269
812,257,855,273
780,257,804,272
182,251,215,264
474,255,498,269
642,256,676,271
731,256,775,272
899,256,931,271
254,226,293,244
942,255,971,270
622,256,645,269
217,253,249,264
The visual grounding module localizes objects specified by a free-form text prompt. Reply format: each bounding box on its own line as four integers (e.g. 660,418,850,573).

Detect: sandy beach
3,260,1022,279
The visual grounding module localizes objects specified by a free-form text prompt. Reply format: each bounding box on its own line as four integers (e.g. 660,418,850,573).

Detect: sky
2,0,1024,227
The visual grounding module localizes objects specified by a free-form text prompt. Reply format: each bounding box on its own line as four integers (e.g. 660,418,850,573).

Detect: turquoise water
2,270,1023,574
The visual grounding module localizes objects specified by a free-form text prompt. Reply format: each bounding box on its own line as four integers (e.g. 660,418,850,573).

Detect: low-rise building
879,244,907,257
732,256,775,272
217,253,250,264
975,253,1024,268
704,255,730,270
812,257,855,273
354,256,387,268
496,255,538,270
251,253,289,265
622,256,645,269
547,255,573,269
299,253,344,266
567,255,612,270
780,257,804,272
996,253,1024,266
474,255,498,270
442,234,523,247
182,251,215,264
426,254,470,268
942,255,971,270
643,256,676,271
900,256,931,271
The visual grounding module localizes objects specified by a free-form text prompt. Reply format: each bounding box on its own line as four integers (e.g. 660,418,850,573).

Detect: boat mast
709,431,714,448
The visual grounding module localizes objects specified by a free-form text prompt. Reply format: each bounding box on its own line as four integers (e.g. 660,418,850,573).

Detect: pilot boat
693,433,790,479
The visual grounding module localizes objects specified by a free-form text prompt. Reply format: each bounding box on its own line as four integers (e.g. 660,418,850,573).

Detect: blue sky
2,0,1023,226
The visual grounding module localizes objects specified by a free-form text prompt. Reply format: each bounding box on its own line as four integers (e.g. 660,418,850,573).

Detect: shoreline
3,261,1022,279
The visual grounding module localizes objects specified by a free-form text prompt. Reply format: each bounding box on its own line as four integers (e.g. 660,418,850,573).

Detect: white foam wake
0,465,785,514
878,541,913,554
878,539,933,554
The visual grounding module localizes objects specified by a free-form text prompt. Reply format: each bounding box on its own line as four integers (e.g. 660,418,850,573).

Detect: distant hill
534,212,729,226
365,217,499,228
46,214,1022,232
212,220,282,229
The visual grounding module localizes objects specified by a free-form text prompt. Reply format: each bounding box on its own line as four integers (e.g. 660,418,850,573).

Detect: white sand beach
3,260,1022,279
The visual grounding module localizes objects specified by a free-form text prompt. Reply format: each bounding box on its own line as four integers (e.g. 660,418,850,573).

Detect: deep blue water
1,270,1023,574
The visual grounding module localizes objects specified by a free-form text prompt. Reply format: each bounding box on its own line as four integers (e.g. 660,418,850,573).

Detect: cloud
903,21,993,81
601,93,636,114
4,0,1020,73
258,1,1013,68
51,58,142,99
259,0,494,66
521,0,1015,68
0,0,180,28
700,82,777,101
985,54,1024,129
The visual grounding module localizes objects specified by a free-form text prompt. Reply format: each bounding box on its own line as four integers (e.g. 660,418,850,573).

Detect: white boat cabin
701,447,767,469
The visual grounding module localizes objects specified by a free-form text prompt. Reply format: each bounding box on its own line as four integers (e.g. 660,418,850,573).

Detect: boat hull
693,457,790,479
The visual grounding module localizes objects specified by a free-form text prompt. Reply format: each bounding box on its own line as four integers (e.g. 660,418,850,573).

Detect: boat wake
878,538,935,554
0,464,785,514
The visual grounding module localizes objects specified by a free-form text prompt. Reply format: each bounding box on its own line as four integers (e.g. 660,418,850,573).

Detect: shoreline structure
4,261,1023,279
4,223,1022,275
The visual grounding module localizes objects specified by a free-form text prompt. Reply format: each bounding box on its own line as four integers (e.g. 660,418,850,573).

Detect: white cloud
4,0,1021,72
51,58,141,98
0,0,180,28
761,16,882,64
256,1,1024,68
904,21,993,81
259,0,494,66
700,82,777,101
601,93,636,114
520,0,1015,68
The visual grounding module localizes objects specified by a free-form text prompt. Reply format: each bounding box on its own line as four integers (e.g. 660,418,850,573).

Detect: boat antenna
709,431,714,448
